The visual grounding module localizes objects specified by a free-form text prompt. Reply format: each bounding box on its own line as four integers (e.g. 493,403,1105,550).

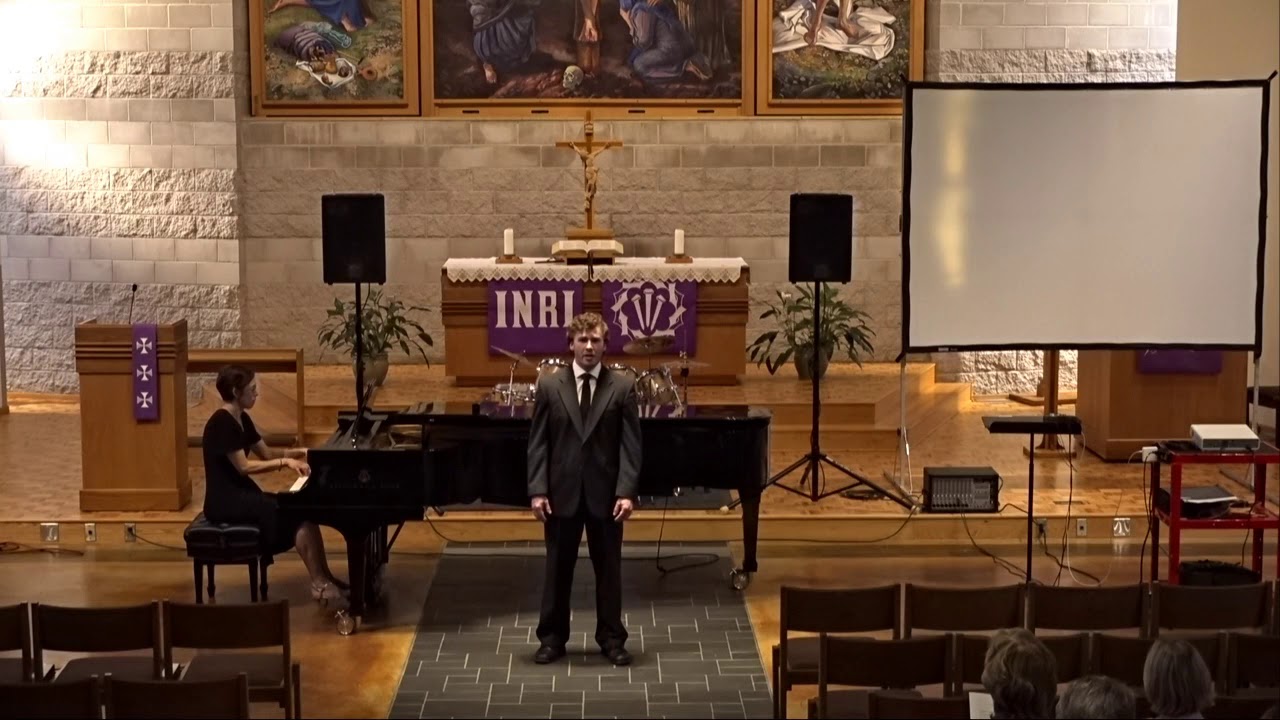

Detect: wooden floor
2,362,1276,556
0,548,1257,719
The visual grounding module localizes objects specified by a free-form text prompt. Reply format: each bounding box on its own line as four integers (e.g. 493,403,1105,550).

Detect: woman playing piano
203,365,347,602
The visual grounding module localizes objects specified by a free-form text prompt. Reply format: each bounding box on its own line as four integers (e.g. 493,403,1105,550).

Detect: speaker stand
351,281,365,446
728,281,914,511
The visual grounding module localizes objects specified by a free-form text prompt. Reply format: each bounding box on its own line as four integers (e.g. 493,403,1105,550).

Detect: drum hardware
622,334,676,356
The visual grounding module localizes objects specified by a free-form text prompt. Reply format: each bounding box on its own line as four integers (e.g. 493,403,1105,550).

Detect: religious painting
249,0,420,115
757,0,923,115
428,0,752,113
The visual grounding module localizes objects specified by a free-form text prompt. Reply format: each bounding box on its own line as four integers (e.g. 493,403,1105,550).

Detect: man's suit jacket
527,364,642,519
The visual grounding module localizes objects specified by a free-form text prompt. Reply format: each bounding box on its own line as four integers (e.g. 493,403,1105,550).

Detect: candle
503,228,514,256
674,229,685,256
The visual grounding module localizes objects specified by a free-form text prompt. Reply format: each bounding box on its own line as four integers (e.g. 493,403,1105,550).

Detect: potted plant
746,284,875,380
316,287,434,387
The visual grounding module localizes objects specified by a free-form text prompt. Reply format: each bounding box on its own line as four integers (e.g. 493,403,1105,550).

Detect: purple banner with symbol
1136,350,1223,375
132,324,159,422
487,280,584,355
602,280,697,356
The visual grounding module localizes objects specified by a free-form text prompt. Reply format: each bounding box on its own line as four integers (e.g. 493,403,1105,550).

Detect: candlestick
503,228,514,256
674,229,684,256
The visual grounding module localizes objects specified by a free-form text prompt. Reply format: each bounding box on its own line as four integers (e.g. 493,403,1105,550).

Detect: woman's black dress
202,408,301,556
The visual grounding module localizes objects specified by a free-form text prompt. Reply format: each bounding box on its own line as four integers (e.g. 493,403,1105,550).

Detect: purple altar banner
1136,350,1223,375
602,280,697,356
132,324,159,422
488,280,584,355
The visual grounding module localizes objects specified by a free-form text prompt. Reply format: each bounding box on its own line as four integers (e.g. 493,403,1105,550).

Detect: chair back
819,634,952,694
1092,632,1227,691
32,602,162,679
0,676,100,719
780,585,901,636
161,600,290,683
1226,632,1280,692
0,604,31,682
1028,583,1148,634
1153,582,1272,634
904,584,1024,636
104,673,250,719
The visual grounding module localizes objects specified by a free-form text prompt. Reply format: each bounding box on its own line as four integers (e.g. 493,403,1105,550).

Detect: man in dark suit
527,312,642,666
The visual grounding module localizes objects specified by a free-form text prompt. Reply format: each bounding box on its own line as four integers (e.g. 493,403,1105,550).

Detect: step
769,384,969,453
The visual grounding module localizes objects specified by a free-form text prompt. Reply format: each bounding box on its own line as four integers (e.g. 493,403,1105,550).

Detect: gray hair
981,628,1058,719
1056,675,1136,719
1143,638,1214,719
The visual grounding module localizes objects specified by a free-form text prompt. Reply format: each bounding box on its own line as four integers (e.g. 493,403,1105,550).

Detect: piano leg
732,492,761,591
335,528,370,636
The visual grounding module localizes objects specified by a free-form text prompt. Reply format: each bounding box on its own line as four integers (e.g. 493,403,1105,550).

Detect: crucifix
556,111,623,242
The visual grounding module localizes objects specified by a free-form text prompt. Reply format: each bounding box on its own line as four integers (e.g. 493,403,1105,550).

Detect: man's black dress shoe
602,646,632,666
534,645,565,664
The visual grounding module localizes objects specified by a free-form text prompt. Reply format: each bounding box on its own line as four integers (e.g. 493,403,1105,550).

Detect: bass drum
635,367,682,407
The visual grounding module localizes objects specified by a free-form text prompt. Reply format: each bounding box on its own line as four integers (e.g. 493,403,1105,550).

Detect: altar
440,257,750,387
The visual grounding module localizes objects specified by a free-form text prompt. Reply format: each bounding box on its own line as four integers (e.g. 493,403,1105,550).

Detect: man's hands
531,495,552,522
284,458,310,476
612,497,634,522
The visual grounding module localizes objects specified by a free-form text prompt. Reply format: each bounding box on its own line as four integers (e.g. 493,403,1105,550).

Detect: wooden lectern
75,321,190,511
1077,350,1248,461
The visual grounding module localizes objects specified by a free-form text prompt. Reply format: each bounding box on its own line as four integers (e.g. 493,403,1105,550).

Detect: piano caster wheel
729,569,751,591
336,610,359,636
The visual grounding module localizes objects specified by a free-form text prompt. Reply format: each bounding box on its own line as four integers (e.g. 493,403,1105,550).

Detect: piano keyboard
287,475,309,493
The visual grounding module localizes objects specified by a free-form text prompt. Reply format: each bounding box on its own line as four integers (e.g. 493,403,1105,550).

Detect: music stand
730,281,914,510
983,414,1083,584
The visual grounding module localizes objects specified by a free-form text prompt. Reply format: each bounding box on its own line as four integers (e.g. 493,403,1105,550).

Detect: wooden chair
773,584,901,719
1203,695,1280,719
0,676,101,719
1224,632,1280,700
0,603,33,683
1091,630,1228,716
1027,583,1149,636
903,584,1025,638
813,635,953,719
163,600,299,719
104,672,250,719
1152,582,1273,636
867,690,969,719
33,602,166,683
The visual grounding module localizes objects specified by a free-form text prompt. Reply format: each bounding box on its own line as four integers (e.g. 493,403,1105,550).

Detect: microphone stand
352,281,364,446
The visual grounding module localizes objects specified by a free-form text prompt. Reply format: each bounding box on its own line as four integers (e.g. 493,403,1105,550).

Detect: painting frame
248,0,421,117
423,0,755,118
755,0,924,115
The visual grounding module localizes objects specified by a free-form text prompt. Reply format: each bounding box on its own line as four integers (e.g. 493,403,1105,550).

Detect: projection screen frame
899,79,1272,355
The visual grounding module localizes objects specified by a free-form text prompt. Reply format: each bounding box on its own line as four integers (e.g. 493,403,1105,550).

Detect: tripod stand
729,281,914,510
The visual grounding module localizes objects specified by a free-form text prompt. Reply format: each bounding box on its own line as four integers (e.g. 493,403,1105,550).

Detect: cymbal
662,359,711,370
622,335,676,355
491,346,537,368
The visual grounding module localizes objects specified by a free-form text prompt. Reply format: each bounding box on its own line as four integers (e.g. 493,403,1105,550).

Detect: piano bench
183,513,272,604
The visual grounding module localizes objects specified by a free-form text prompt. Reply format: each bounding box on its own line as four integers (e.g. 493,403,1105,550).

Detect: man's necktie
580,373,592,423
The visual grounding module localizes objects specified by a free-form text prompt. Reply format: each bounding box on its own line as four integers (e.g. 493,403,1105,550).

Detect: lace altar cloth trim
442,258,747,283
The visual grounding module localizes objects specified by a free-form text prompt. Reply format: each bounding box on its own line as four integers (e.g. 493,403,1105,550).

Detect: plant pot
353,353,390,387
794,345,831,381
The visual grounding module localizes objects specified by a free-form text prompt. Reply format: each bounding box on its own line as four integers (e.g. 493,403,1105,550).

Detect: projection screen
903,81,1270,352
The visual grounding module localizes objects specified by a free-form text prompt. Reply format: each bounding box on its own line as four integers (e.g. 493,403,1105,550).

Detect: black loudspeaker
322,193,386,284
788,193,852,283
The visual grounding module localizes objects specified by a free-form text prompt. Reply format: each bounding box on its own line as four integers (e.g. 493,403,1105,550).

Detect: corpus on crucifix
554,112,624,258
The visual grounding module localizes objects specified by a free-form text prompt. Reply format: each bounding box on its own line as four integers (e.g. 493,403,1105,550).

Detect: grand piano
279,399,772,633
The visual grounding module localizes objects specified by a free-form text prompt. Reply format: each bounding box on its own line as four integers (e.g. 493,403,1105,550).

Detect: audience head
1260,703,1279,720
215,365,258,408
1143,637,1214,719
982,628,1058,720
1056,675,1137,719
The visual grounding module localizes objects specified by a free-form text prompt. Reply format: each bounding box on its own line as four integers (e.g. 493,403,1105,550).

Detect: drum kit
487,334,708,409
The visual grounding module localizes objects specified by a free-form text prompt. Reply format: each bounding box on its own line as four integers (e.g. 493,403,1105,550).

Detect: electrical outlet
1141,446,1158,463
1113,517,1132,537
124,523,136,542
1076,518,1088,537
84,523,97,542
40,523,59,543
1034,518,1048,538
